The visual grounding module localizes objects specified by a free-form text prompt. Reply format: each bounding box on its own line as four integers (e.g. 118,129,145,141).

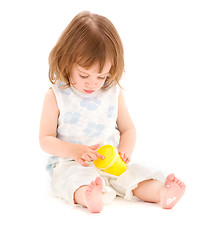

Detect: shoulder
43,88,59,113
45,88,57,103
118,88,125,105
39,88,59,140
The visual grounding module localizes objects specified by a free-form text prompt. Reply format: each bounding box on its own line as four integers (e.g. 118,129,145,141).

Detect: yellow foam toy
93,145,127,176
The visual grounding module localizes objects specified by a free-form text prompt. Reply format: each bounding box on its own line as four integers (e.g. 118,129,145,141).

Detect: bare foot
85,177,103,213
161,174,186,209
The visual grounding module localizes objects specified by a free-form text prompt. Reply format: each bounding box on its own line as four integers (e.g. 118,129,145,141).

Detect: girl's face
70,61,112,94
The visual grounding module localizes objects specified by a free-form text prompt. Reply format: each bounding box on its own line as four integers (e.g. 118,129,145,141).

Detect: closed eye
98,76,106,80
98,73,111,80
80,74,88,79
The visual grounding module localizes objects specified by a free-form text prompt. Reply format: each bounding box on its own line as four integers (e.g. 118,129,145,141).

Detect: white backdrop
1,0,208,239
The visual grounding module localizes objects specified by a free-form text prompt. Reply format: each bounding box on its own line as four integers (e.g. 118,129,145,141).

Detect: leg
132,174,186,209
74,177,103,213
132,179,164,203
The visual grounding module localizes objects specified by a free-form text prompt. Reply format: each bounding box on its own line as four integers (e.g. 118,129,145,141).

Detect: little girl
39,11,185,213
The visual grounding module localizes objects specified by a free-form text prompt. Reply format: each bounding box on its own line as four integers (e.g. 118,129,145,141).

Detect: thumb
89,144,100,150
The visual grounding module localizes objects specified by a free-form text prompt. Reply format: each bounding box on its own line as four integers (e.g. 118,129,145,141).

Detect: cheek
70,73,79,86
99,80,106,88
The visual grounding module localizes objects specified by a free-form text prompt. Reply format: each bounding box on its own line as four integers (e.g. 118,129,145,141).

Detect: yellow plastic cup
93,145,127,176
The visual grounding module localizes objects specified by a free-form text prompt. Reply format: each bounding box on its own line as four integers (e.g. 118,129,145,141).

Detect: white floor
1,150,208,240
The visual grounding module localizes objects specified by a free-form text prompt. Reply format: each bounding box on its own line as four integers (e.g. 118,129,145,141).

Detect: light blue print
106,135,119,147
58,83,71,95
107,107,117,118
60,88,71,95
80,98,101,111
83,122,105,137
107,135,116,144
46,156,59,176
64,112,81,124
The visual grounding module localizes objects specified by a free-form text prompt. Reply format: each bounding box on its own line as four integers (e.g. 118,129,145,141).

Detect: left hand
119,152,131,164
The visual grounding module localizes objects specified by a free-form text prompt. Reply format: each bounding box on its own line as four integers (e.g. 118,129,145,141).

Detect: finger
119,152,125,160
119,152,129,163
125,157,131,164
88,153,98,161
79,159,89,167
123,153,130,163
119,152,124,157
89,144,100,150
81,154,92,162
95,152,105,159
82,162,89,167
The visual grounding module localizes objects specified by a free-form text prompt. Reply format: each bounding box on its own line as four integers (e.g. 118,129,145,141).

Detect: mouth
84,89,95,94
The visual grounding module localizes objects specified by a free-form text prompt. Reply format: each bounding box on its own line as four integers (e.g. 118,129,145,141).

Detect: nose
85,80,97,88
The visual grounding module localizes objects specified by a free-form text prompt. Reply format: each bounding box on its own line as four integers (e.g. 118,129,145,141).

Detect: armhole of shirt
51,84,62,112
116,84,120,98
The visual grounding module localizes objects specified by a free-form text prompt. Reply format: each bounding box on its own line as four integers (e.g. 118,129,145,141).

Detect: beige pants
51,161,165,206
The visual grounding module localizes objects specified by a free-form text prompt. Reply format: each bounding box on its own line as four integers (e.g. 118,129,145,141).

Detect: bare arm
116,90,136,163
39,88,103,166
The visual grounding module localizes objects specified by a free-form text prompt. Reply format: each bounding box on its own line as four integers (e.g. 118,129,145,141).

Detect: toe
86,186,92,192
95,177,102,185
181,183,186,190
90,182,96,189
165,173,175,186
168,173,175,181
174,178,185,188
179,181,185,187
88,182,95,191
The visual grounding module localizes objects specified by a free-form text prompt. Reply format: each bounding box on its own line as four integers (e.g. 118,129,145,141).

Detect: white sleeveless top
47,81,120,173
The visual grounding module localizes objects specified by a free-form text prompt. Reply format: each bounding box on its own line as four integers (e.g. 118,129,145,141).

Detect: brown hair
48,11,124,89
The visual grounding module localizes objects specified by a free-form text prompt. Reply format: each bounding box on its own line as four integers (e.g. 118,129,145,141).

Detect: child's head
48,11,124,89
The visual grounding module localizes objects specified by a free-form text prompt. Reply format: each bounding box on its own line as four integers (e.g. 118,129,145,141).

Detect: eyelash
80,75,88,79
79,75,106,80
98,76,106,80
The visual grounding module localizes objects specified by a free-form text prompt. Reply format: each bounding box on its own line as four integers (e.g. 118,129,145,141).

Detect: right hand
72,144,104,167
